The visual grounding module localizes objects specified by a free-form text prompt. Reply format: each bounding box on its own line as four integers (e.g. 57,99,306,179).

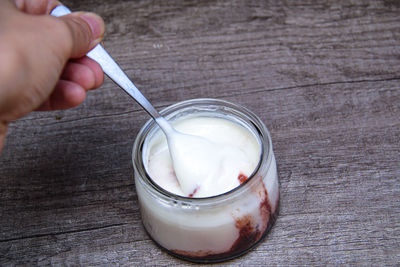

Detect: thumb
57,12,105,58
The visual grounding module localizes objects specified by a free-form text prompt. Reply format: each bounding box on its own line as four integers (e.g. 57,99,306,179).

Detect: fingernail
79,12,105,40
14,0,24,10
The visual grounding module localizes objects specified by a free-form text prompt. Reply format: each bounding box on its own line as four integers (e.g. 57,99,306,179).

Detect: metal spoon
51,6,173,134
51,6,219,196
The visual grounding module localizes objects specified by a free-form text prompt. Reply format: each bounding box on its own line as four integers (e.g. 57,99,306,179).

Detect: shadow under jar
132,98,279,263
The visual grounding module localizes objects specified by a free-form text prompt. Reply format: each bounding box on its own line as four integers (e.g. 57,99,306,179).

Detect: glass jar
132,98,279,263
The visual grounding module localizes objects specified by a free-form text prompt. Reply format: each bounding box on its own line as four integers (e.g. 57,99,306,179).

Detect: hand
0,0,105,151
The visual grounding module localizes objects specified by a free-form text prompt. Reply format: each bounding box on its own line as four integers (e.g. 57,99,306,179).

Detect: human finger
57,12,105,58
71,56,104,89
14,0,61,14
61,61,97,91
37,80,86,111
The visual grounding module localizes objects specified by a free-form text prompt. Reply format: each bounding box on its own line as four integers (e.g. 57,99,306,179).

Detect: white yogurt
146,116,261,197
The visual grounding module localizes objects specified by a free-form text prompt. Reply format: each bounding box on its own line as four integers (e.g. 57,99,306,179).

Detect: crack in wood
0,223,129,243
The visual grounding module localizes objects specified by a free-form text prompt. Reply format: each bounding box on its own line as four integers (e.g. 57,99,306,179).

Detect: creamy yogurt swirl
145,116,260,197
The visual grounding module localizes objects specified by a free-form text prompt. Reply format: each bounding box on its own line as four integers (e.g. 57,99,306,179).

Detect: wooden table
1,0,399,265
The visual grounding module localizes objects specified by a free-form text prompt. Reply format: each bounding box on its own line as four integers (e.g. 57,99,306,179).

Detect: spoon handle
51,5,161,119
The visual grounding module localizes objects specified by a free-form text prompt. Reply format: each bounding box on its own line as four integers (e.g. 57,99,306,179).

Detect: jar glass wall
132,98,279,262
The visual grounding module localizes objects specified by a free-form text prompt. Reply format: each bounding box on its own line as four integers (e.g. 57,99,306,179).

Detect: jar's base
144,200,280,263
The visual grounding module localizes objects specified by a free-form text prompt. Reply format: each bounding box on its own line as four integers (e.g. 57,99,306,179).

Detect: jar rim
132,98,273,203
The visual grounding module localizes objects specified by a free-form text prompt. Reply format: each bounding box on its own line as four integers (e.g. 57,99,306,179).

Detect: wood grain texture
1,0,399,265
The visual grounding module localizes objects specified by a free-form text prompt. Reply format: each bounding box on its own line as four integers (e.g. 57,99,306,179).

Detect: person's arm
0,0,105,152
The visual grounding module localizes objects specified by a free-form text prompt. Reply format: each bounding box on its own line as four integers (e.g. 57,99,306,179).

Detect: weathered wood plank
0,0,399,265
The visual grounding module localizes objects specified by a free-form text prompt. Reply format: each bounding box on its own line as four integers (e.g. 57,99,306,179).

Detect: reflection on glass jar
133,98,279,263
